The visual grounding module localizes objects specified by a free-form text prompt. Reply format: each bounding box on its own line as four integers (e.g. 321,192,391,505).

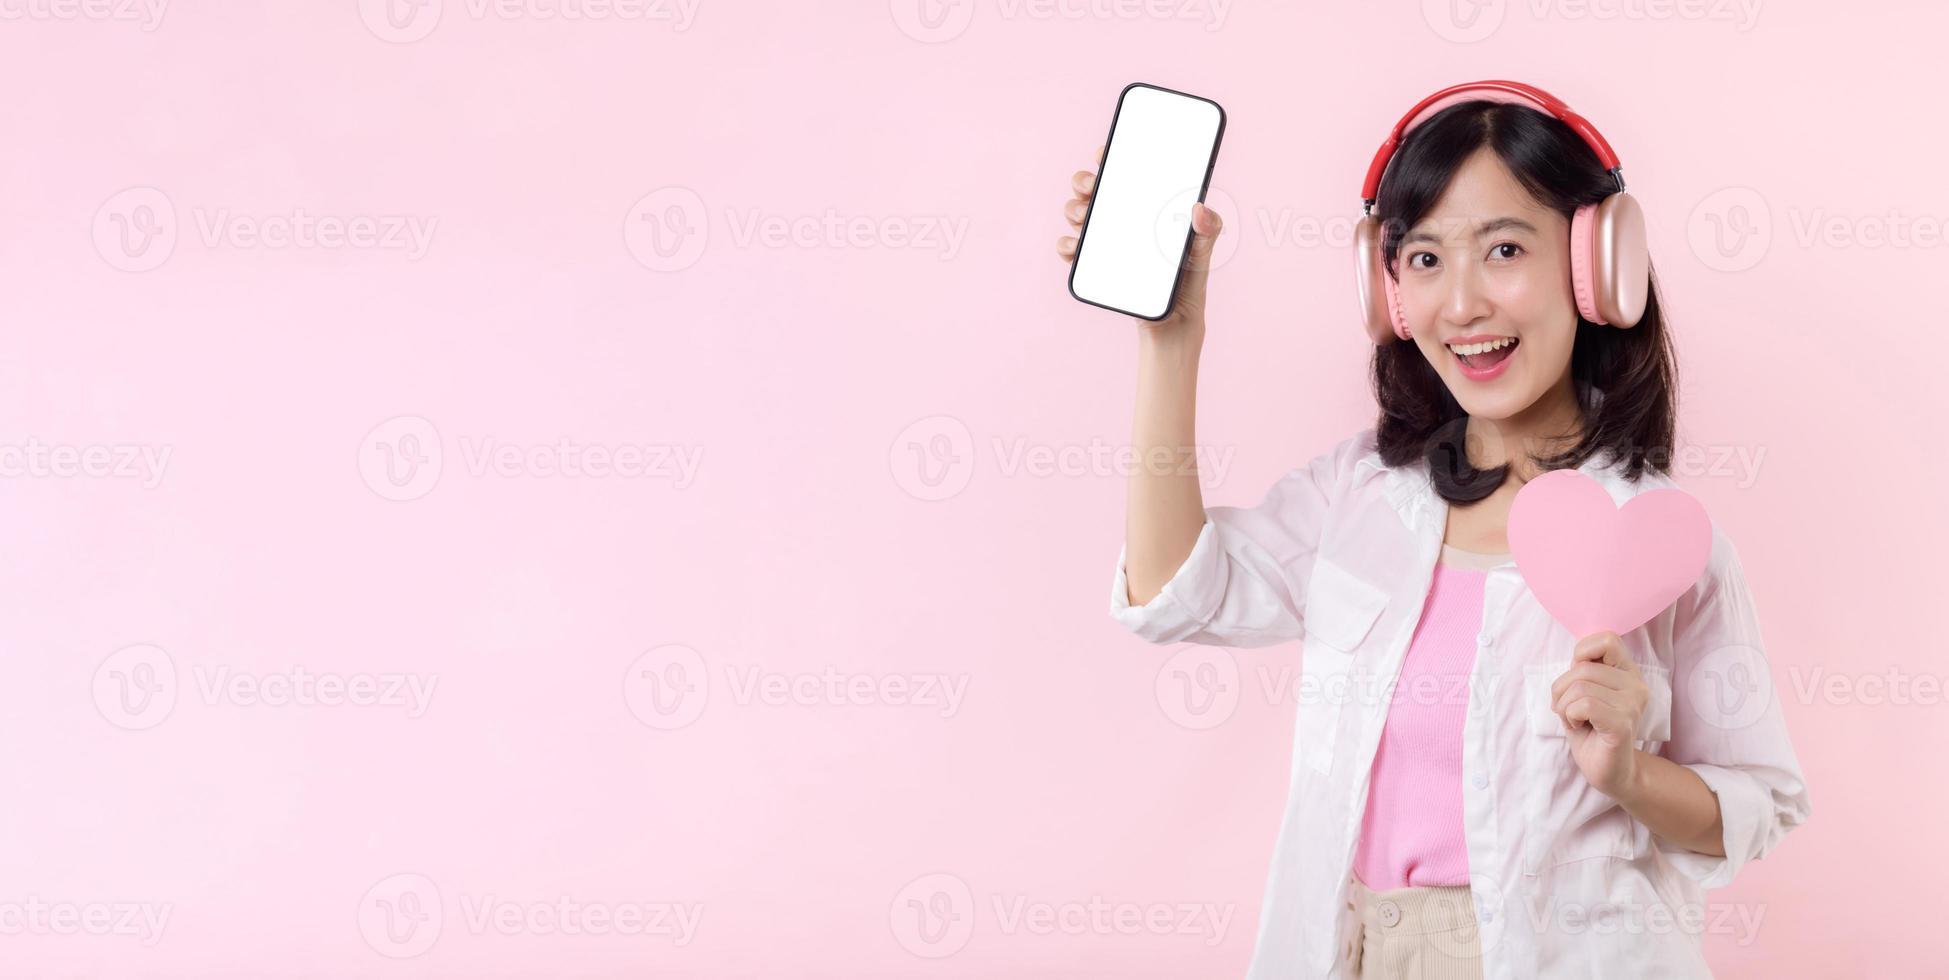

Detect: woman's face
1395,147,1578,423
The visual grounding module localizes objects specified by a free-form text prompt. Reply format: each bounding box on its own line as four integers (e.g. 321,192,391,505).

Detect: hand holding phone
1060,84,1226,322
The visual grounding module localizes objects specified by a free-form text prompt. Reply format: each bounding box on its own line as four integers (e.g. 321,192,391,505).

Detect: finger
1096,144,1105,166
1169,202,1225,313
1071,170,1097,198
1056,235,1077,261
1550,662,1634,702
1556,680,1626,718
1573,632,1633,671
1064,197,1088,227
1183,202,1224,273
1565,697,1630,736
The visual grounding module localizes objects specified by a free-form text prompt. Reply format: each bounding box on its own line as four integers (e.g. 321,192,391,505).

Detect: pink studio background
0,0,1936,976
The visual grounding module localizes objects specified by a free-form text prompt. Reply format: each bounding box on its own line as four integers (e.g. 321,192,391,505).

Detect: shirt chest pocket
1519,658,1675,871
1521,660,1674,743
1297,558,1390,776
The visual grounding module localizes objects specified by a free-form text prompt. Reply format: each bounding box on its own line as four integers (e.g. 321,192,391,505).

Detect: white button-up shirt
1109,427,1811,979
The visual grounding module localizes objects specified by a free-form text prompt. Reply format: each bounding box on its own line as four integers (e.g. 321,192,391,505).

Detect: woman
1055,82,1810,979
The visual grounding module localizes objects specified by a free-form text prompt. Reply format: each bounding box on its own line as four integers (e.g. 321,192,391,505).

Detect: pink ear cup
1382,266,1410,340
1569,202,1605,324
1354,214,1406,344
1593,192,1650,328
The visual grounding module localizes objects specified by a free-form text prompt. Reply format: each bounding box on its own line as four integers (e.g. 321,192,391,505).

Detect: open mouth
1447,336,1519,377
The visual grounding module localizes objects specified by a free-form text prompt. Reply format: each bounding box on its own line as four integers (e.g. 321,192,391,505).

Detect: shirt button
1477,630,1493,647
1472,772,1489,789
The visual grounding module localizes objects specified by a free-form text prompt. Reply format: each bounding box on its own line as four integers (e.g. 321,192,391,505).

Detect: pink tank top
1351,543,1510,890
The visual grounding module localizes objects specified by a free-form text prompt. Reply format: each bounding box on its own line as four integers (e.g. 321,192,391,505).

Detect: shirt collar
1365,436,1641,531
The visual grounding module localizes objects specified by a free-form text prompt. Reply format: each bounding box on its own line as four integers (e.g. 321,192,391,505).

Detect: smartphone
1068,83,1226,321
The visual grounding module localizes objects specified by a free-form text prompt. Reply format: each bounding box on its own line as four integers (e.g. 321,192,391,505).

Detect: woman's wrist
1137,319,1206,365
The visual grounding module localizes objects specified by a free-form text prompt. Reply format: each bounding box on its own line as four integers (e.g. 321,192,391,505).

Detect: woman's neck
1464,378,1583,482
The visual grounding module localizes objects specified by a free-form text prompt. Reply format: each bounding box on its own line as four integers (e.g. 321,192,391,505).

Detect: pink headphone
1352,80,1650,345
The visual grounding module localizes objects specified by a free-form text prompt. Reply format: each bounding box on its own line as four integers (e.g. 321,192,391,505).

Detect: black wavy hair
1369,99,1677,504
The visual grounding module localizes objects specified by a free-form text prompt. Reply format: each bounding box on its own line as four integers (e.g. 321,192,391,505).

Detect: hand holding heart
1553,631,1649,799
1509,469,1714,801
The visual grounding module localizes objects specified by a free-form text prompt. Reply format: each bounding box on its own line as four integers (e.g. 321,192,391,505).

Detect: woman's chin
1448,383,1531,422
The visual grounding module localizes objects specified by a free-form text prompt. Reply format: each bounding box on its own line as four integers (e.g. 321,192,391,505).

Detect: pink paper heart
1507,469,1713,638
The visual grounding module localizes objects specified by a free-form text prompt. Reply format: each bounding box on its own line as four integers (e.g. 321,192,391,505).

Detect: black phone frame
1067,82,1228,321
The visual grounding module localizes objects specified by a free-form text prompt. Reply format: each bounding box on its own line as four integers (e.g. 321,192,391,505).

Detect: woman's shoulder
1290,425,1395,495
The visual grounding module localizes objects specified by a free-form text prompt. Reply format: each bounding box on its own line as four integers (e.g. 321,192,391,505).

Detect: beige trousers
1343,873,1485,980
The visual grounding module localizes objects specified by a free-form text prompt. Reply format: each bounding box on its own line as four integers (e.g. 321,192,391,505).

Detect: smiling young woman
1056,81,1808,980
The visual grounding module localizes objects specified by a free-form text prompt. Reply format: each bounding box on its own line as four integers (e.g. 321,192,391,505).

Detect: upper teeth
1449,337,1516,356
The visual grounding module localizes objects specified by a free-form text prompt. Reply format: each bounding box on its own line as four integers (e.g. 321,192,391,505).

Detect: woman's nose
1444,268,1493,326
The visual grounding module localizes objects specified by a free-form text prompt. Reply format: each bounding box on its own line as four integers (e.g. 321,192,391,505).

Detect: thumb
1177,202,1224,301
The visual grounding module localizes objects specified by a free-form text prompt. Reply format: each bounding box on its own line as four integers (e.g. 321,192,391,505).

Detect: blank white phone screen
1070,86,1222,320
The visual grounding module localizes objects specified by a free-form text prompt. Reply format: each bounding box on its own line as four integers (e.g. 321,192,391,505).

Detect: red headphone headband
1359,80,1623,206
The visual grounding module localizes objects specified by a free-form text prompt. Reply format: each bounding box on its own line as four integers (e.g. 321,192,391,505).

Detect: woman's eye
1490,242,1524,260
1406,251,1438,270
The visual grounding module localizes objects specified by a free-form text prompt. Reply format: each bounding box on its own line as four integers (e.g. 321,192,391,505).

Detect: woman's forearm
1123,325,1209,605
1617,749,1727,858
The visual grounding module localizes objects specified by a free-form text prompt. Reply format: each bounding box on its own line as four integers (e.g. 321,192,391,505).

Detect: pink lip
1452,337,1518,382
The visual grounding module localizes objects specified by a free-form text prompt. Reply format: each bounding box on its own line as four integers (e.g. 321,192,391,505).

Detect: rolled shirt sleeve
1660,530,1812,889
1108,430,1371,649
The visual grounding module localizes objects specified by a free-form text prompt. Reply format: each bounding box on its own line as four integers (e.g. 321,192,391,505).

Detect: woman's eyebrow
1400,216,1540,246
